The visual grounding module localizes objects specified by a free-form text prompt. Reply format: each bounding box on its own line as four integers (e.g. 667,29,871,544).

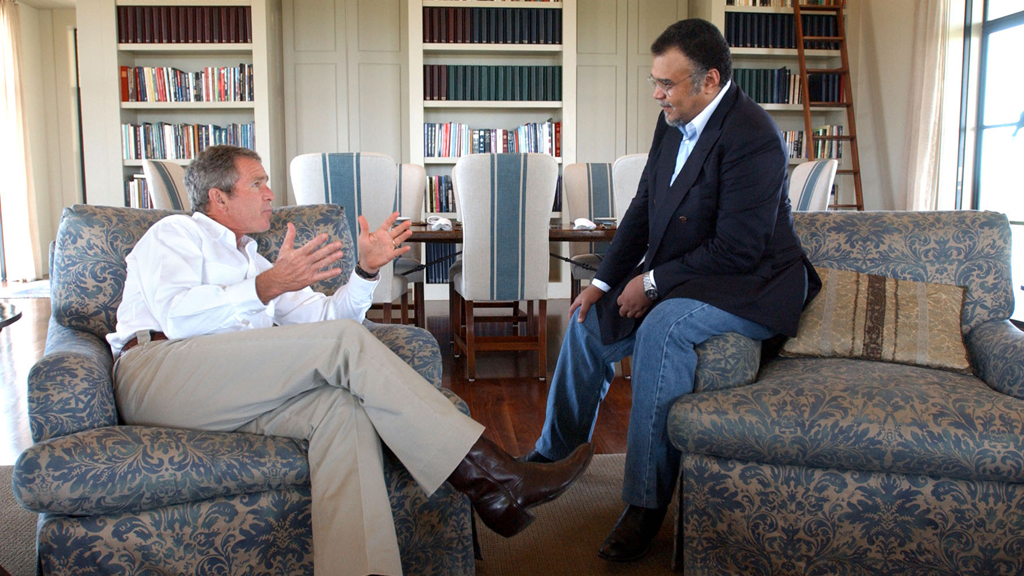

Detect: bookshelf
690,0,852,202
79,0,279,208
408,0,577,299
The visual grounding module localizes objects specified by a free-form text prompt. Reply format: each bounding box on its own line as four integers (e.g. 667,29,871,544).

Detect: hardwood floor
0,296,632,466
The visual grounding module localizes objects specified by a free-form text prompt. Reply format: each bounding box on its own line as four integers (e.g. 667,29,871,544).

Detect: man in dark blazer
522,19,821,561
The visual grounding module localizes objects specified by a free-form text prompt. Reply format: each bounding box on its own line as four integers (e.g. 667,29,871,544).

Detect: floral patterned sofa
12,204,476,576
669,210,1024,575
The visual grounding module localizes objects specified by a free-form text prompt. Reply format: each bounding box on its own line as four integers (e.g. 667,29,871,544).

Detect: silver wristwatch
642,271,658,301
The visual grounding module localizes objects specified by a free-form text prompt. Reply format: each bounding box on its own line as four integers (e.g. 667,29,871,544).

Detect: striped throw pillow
781,267,971,373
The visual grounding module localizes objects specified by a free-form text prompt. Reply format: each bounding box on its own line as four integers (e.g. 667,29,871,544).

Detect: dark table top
406,223,617,243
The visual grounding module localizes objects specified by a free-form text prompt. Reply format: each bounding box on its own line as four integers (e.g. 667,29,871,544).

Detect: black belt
121,331,168,354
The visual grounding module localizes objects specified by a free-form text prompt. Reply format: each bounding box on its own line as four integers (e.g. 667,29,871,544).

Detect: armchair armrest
966,319,1024,400
693,332,762,393
29,320,117,442
13,426,310,516
363,321,443,388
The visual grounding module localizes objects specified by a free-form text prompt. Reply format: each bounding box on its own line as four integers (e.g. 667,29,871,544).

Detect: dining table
404,222,617,243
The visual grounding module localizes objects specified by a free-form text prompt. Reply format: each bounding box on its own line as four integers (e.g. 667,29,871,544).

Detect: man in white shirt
108,145,593,576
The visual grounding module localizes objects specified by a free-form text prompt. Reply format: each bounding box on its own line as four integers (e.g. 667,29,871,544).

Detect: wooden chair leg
465,300,476,382
381,303,393,324
512,301,521,334
537,299,547,381
414,281,425,329
571,278,580,302
621,355,632,379
527,300,535,335
400,293,410,325
449,281,458,348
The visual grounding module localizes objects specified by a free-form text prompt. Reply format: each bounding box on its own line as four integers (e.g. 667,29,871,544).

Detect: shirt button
679,216,688,222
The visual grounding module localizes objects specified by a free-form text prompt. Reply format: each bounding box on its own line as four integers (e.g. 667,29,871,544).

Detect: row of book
422,243,460,284
426,175,456,213
736,67,802,105
424,65,562,102
119,64,254,103
735,68,843,105
726,0,842,6
724,13,840,50
117,6,252,44
782,125,843,160
121,122,256,161
423,7,562,45
124,175,154,209
425,120,561,158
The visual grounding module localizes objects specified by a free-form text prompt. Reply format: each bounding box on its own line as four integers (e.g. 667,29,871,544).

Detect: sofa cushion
669,357,1024,484
781,267,971,373
51,204,353,339
793,210,1014,334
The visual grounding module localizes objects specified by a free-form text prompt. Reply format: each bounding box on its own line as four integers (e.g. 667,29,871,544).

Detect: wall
16,5,80,279
281,0,407,203
575,0,689,164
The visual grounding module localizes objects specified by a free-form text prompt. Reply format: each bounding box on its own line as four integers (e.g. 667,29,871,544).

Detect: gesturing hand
356,212,413,274
255,222,344,303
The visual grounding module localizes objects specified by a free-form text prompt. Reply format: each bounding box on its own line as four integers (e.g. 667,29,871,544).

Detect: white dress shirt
591,80,733,294
107,212,378,357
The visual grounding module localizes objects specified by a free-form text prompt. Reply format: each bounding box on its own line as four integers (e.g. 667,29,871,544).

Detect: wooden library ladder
793,0,864,210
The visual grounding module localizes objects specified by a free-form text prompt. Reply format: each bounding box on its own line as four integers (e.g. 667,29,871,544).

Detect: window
962,1,1024,319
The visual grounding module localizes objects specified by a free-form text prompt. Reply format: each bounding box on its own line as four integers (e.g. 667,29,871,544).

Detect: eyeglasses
646,74,680,96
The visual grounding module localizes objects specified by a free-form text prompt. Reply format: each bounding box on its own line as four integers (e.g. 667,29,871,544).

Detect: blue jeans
534,298,774,508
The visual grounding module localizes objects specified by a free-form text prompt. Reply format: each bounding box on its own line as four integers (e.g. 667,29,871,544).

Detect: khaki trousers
112,319,484,576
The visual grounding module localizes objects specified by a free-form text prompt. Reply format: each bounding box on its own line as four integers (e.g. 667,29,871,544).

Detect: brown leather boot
447,436,593,538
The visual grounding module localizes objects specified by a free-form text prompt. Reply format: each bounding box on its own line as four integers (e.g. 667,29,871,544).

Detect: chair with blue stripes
142,160,189,211
563,163,615,302
394,163,427,327
788,159,839,212
450,153,559,381
290,152,409,323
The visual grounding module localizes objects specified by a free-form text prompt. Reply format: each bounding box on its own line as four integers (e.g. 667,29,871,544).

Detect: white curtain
903,0,950,211
0,0,41,280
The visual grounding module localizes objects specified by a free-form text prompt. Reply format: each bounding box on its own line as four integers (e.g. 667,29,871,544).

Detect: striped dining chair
788,159,839,211
142,159,188,210
290,152,410,323
450,153,559,381
562,163,614,302
394,163,427,327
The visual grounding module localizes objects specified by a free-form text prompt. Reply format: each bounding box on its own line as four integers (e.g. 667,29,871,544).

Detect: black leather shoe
447,437,593,538
598,505,668,562
517,450,554,464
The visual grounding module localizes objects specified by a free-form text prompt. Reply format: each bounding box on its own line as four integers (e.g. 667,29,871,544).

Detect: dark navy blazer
594,83,821,345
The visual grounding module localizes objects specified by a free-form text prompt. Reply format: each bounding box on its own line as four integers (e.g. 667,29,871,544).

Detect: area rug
0,466,36,576
476,453,677,576
0,280,49,300
0,455,676,576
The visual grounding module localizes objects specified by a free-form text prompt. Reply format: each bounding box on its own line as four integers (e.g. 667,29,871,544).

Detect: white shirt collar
679,80,732,142
192,211,256,251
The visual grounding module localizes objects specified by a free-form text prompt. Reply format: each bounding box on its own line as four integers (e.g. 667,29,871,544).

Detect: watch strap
354,264,380,280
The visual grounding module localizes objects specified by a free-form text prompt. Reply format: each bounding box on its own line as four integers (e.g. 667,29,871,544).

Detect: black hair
651,19,732,87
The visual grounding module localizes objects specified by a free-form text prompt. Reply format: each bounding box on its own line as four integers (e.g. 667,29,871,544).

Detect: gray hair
184,145,262,214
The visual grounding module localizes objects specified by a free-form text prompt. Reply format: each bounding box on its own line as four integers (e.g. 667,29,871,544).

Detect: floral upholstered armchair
669,210,1024,575
12,204,475,576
